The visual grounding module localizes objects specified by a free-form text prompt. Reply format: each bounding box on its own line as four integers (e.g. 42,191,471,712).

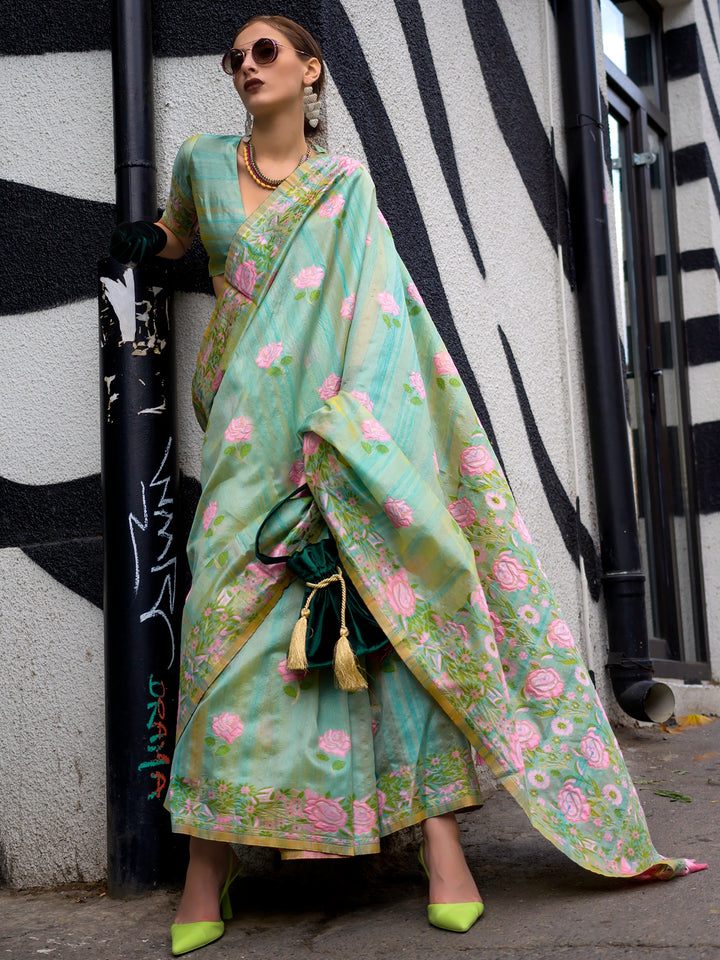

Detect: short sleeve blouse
160,134,246,277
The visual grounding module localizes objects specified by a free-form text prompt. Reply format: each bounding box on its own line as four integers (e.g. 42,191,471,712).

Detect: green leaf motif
653,789,692,803
217,550,229,566
383,316,392,328
332,760,346,771
376,444,389,454
268,366,282,376
214,515,224,525
215,744,230,757
283,684,297,698
281,355,293,365
309,288,320,302
402,382,412,393
239,442,252,458
204,736,216,747
409,305,421,315
392,317,401,327
449,377,461,387
316,752,329,762
294,290,305,300
361,441,372,454
224,445,235,455
437,377,446,390
410,396,422,405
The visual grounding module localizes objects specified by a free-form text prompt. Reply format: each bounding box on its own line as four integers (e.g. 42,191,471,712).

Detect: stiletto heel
419,841,484,933
171,853,242,956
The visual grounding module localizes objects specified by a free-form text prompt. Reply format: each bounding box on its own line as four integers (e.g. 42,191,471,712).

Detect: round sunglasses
221,38,312,76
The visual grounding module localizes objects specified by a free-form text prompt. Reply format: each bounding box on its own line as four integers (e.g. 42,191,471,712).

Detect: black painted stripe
686,314,720,365
680,247,720,281
703,0,720,61
498,326,602,600
0,0,109,54
0,180,115,315
462,0,574,289
392,0,485,278
2,471,200,608
694,419,720,512
674,142,720,220
665,24,720,144
324,1,504,464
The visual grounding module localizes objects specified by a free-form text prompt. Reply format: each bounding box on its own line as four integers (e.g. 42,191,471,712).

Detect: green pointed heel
418,841,484,933
171,855,242,956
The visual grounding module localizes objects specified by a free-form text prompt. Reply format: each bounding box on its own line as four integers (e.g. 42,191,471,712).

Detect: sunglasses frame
221,38,313,76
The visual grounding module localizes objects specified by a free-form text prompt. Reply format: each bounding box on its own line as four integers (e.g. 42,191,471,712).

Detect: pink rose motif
340,293,356,321
293,265,325,289
352,800,377,834
303,432,322,456
448,497,477,529
350,389,374,411
470,583,490,614
524,667,564,700
409,370,426,398
337,156,362,176
513,509,532,543
278,658,305,684
433,451,439,473
225,415,253,443
518,604,540,625
433,351,458,377
202,500,217,531
490,611,506,642
305,795,348,832
384,568,416,617
318,373,342,400
515,718,541,751
492,552,528,591
318,729,351,758
528,769,549,790
361,419,391,443
581,729,609,769
384,497,414,528
378,209,389,228
378,290,400,315
255,341,283,369
547,618,574,649
319,195,345,217
211,712,244,744
236,259,257,298
460,445,495,476
407,282,424,305
289,460,305,485
551,717,573,736
557,783,591,823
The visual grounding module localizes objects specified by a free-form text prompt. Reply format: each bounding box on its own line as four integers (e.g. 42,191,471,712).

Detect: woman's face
232,24,320,122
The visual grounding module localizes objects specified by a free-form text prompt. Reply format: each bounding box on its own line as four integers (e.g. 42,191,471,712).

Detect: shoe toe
427,901,484,933
171,920,225,955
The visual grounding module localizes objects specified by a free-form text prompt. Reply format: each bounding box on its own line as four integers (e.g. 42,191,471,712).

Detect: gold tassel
333,626,367,692
287,608,310,670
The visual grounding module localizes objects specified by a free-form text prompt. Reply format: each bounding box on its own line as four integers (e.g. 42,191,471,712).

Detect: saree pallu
166,153,693,877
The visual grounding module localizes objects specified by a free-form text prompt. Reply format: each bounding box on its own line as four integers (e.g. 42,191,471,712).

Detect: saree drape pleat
166,153,692,877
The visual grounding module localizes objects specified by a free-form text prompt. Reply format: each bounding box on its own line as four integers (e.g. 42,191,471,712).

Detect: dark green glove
110,221,168,264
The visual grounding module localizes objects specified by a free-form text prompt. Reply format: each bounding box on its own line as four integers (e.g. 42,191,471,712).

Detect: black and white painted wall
0,0,717,886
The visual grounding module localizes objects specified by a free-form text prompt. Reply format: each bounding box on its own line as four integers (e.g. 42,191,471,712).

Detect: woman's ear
303,57,321,87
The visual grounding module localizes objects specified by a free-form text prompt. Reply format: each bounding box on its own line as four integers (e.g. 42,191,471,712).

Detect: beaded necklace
242,139,311,189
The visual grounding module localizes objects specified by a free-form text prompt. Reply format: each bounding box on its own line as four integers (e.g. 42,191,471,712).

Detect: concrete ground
2,721,718,960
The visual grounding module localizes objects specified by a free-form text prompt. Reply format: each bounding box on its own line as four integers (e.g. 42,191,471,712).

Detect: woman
110,14,706,957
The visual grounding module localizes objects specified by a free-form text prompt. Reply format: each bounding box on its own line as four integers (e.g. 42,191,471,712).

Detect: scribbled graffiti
138,673,171,800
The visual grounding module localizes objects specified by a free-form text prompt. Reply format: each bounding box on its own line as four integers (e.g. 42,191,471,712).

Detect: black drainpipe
98,0,182,893
555,0,673,722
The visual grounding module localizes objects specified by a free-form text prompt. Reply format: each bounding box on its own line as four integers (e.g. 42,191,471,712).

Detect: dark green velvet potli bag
255,484,389,692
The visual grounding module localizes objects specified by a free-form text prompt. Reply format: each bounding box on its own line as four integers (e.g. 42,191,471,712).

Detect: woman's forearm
156,221,192,259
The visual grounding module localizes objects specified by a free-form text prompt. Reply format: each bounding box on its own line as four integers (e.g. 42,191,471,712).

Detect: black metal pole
99,0,182,894
555,0,673,722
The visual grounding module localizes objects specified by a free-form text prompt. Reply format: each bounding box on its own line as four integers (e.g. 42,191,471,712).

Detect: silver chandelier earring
303,86,321,128
243,109,253,141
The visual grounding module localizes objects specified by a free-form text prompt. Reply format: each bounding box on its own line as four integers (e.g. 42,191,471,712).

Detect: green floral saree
166,152,697,878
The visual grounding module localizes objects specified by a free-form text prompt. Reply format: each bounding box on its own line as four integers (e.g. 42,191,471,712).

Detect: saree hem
167,790,484,856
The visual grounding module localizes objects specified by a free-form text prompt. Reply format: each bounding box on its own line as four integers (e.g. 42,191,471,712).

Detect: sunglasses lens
253,38,278,64
221,49,244,74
